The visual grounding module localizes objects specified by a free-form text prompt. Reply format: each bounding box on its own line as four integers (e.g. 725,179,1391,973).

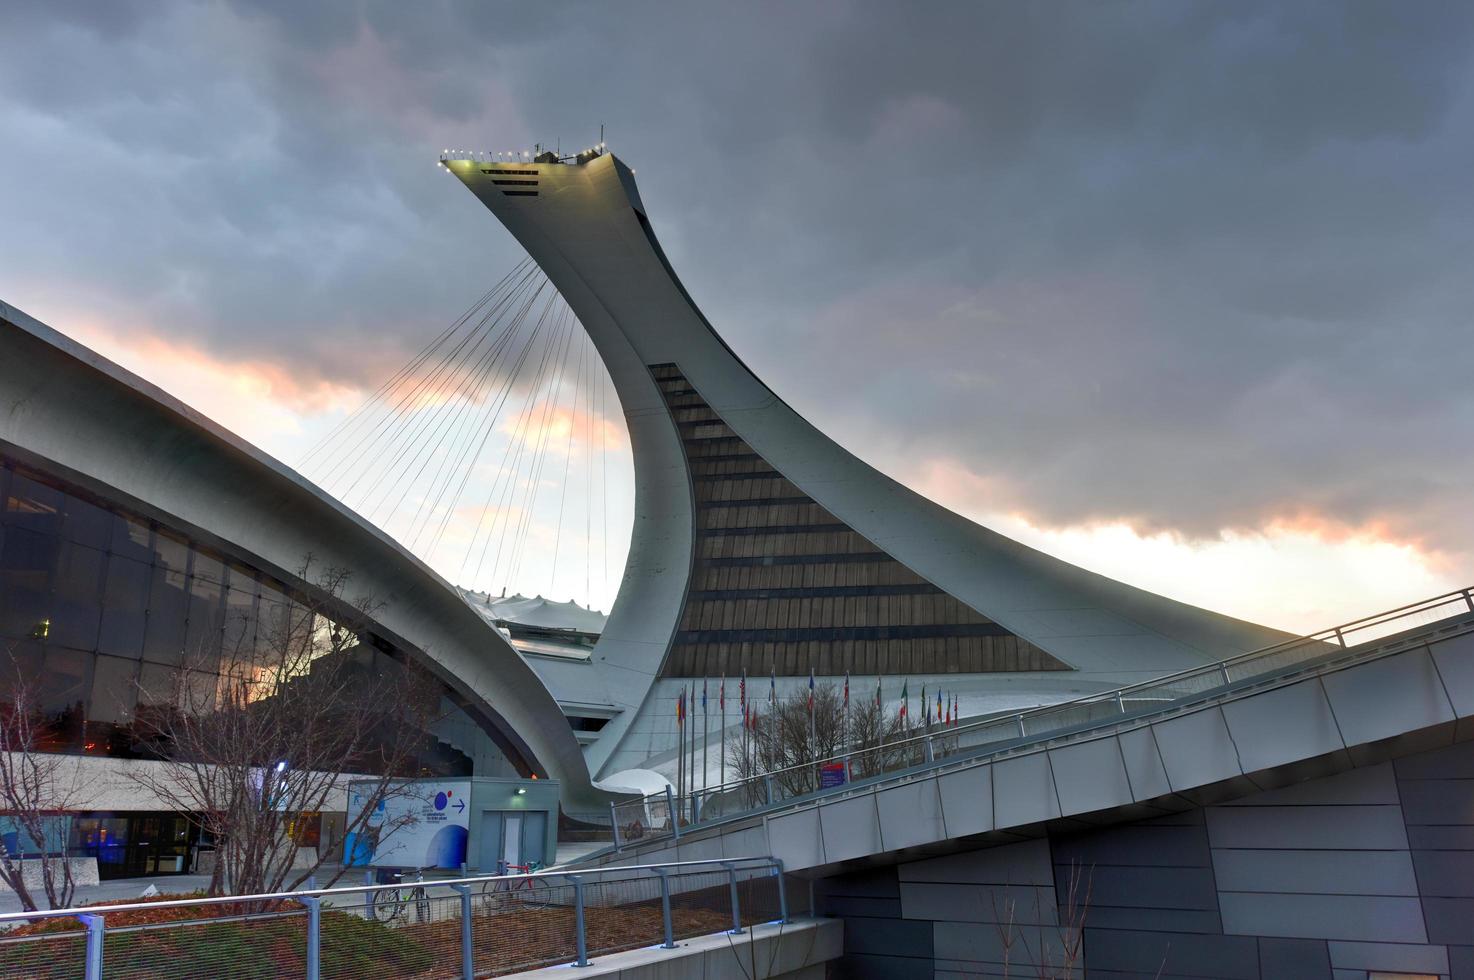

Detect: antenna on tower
600,123,605,146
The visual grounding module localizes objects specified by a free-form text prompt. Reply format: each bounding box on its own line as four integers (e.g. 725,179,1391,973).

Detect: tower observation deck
443,148,1286,778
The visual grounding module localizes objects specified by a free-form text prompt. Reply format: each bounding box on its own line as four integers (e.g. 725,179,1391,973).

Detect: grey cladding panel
818,794,881,864
1422,896,1474,946
1394,736,1474,779
1221,761,1399,806
1430,629,1474,717
899,881,1059,926
1069,865,1219,911
992,752,1060,827
1321,648,1456,747
1078,905,1222,934
901,838,1054,886
1206,804,1410,850
1258,937,1333,980
1048,737,1134,815
1084,928,1260,979
1212,848,1419,896
875,778,945,852
1152,708,1245,789
839,915,933,958
937,764,994,839
1326,939,1450,974
1053,824,1212,868
1220,678,1346,773
1412,850,1474,897
1397,777,1474,825
1219,892,1428,943
1117,725,1173,800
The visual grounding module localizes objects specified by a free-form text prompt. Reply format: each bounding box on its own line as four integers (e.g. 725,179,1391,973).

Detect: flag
952,693,958,727
808,667,815,711
921,685,928,726
875,676,882,709
702,678,708,713
843,671,850,709
676,689,685,726
899,681,908,719
769,668,777,706
720,674,726,711
937,688,943,723
740,669,746,710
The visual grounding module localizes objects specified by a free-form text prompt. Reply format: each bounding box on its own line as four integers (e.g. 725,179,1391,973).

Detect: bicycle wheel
373,886,407,922
479,878,509,913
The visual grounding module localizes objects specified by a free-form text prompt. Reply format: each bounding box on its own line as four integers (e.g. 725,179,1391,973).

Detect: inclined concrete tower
446,150,1285,778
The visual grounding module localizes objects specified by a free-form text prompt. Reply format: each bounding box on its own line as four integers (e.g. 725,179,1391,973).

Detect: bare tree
130,558,445,897
725,684,922,802
0,649,91,911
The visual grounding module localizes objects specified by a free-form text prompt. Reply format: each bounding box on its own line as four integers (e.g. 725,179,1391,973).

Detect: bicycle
372,867,433,924
478,860,545,913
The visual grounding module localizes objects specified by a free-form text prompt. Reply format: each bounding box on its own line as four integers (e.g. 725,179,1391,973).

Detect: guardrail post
300,896,321,980
452,884,474,980
1334,627,1347,648
568,875,590,967
1218,662,1231,685
923,737,935,763
1464,589,1473,613
1115,691,1126,713
664,785,681,840
78,913,104,980
763,774,775,804
773,859,790,924
1015,714,1026,738
653,868,676,949
721,861,744,935
609,801,622,851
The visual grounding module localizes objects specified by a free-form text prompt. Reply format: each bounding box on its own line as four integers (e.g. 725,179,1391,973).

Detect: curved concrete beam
0,300,606,809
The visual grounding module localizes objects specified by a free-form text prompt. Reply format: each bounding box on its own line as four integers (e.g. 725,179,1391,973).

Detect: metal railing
0,856,797,980
612,587,1474,848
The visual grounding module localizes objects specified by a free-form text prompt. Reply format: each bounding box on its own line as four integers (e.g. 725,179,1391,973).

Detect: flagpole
719,674,726,791
702,678,709,798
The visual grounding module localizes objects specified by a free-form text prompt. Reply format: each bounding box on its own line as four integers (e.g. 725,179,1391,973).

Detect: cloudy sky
3,1,1471,631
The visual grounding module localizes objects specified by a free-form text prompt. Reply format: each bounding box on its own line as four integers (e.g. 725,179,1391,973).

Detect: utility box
345,777,558,871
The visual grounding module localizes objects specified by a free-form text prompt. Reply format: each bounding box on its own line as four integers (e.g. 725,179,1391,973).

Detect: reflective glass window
37,647,91,751
0,524,56,641
222,578,258,659
184,562,224,668
60,491,112,547
90,654,139,725
143,560,188,666
108,511,153,563
99,553,150,659
50,539,105,650
4,473,62,533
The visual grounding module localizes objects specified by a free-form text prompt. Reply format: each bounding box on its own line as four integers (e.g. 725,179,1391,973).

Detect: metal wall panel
1048,737,1135,815
992,752,1061,827
1320,648,1456,746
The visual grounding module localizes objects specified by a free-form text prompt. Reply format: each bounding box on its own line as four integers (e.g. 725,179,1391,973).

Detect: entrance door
520,812,547,867
501,815,522,868
478,812,503,873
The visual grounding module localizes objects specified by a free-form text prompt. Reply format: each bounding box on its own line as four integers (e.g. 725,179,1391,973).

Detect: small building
345,776,559,873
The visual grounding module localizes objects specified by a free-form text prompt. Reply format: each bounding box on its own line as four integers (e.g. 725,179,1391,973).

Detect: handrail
621,586,1474,837
0,855,781,924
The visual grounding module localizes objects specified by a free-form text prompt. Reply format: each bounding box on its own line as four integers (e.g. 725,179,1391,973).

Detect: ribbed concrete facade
820,739,1474,978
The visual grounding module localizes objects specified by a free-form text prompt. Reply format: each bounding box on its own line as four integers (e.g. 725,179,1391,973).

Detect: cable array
299,263,622,608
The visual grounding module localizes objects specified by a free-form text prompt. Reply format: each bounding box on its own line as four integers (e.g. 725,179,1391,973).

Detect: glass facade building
0,454,498,771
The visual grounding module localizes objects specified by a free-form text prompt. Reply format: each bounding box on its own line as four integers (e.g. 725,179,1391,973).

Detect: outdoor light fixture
515,787,527,795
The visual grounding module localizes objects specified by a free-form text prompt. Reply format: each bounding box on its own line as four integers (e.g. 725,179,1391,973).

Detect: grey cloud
1,0,1471,563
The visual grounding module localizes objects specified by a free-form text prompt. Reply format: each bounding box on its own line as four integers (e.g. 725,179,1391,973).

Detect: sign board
345,780,471,869
819,762,848,789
